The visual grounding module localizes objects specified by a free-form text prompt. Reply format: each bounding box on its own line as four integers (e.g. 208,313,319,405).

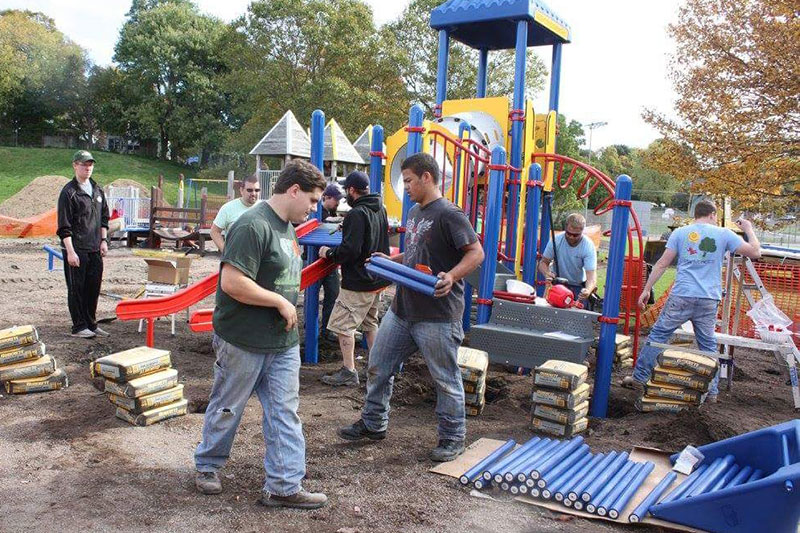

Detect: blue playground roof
430,0,571,50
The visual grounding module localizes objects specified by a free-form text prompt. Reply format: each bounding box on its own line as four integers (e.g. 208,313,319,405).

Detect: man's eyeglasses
245,188,261,193
565,230,583,238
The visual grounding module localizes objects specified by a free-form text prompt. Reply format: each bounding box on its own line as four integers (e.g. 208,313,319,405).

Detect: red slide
117,218,332,347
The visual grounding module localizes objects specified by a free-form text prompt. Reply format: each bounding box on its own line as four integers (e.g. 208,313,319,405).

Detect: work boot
621,376,645,393
321,366,359,387
430,439,465,462
195,471,222,495
338,419,386,441
92,327,111,337
258,490,328,510
71,328,96,339
704,393,718,404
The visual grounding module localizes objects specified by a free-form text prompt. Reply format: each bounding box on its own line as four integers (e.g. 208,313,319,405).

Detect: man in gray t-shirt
338,153,484,463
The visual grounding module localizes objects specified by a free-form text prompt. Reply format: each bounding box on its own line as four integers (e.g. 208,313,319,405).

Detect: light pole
584,121,608,156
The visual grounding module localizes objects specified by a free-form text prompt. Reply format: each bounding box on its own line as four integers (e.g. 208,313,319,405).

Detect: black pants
63,250,103,333
320,270,340,332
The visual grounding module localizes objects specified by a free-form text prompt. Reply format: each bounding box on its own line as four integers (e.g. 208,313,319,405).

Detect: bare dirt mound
107,178,151,198
0,175,70,219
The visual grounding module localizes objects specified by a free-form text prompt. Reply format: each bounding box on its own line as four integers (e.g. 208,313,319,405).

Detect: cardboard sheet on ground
431,438,706,533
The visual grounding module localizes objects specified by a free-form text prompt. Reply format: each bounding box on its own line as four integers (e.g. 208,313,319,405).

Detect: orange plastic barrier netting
0,208,57,237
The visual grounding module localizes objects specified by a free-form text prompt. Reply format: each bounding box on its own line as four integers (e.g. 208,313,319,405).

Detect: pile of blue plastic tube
365,256,439,297
460,436,655,520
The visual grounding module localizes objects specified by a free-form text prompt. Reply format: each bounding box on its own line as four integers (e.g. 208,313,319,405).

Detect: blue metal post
591,175,632,417
435,29,449,117
477,147,506,324
536,192,553,296
523,163,542,286
504,19,528,269
302,109,325,364
401,105,425,252
549,43,563,113
369,125,384,196
457,120,473,331
477,48,489,98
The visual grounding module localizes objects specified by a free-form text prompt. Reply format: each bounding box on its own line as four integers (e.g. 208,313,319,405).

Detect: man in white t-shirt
210,174,261,252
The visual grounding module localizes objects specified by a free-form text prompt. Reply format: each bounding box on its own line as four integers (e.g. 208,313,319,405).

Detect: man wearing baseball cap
318,171,390,386
319,183,344,339
56,150,110,338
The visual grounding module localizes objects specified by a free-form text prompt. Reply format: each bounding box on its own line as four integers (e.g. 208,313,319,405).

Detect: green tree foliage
0,10,89,145
222,0,408,155
114,0,230,160
385,0,548,116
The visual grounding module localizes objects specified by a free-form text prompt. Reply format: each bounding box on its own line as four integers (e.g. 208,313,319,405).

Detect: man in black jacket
319,184,343,341
56,150,109,338
318,171,389,387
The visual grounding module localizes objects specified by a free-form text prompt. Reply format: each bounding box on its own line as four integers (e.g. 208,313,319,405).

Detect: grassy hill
0,147,200,205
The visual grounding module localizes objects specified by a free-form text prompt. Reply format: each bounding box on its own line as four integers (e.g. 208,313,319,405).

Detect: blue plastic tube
536,444,590,489
685,454,736,498
514,439,563,483
483,437,544,482
365,263,436,297
629,471,678,523
746,468,763,483
608,461,655,519
569,451,619,501
710,463,740,492
657,464,709,505
503,438,552,482
582,452,630,502
542,453,594,500
587,461,637,514
723,464,753,490
555,453,606,502
369,256,440,287
530,436,585,482
459,439,516,486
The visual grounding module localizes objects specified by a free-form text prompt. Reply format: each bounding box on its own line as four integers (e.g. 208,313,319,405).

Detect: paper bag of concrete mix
5,368,68,394
0,325,38,351
644,381,703,404
0,355,56,382
532,382,590,409
457,347,489,383
635,395,696,413
533,400,589,425
657,349,718,378
0,342,45,366
116,398,188,426
104,368,178,398
91,346,170,382
531,415,588,437
534,360,588,391
652,365,711,392
108,384,184,414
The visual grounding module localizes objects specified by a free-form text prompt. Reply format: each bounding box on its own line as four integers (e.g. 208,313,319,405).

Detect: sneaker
92,327,111,337
70,328,96,339
195,471,222,495
338,419,386,441
705,394,718,404
321,366,359,387
258,490,328,510
621,376,645,393
430,439,465,462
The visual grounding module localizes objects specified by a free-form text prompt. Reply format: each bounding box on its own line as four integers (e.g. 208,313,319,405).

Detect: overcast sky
0,0,680,150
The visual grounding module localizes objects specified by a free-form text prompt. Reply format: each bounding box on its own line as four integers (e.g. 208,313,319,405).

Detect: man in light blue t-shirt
538,213,597,301
209,173,261,252
623,200,761,402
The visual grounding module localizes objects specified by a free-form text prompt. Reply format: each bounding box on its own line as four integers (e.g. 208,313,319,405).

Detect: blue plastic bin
651,419,800,533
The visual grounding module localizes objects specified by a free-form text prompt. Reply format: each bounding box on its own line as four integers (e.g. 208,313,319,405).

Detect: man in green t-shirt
194,160,328,509
209,173,261,253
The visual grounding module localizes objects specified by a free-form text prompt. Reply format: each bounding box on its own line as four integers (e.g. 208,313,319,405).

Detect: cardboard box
91,346,171,382
108,384,184,414
144,256,192,285
0,325,38,351
0,341,45,366
115,398,188,426
5,368,68,394
104,368,178,398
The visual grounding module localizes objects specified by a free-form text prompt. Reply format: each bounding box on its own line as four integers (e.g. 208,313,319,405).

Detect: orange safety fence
0,208,57,237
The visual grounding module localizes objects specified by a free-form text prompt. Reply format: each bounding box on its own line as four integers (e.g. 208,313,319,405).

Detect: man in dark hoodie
56,150,110,338
318,171,390,387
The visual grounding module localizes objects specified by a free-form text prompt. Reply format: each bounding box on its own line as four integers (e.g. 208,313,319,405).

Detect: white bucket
506,279,534,296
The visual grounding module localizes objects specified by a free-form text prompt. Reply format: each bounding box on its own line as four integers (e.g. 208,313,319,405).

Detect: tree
0,10,89,145
385,0,548,116
114,0,230,160
643,0,799,216
222,0,409,155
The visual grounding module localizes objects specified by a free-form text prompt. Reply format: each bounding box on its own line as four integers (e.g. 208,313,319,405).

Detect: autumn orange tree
644,0,799,217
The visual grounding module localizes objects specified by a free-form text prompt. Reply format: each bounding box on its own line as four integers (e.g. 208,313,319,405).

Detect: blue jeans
362,309,466,441
633,295,721,394
195,335,305,496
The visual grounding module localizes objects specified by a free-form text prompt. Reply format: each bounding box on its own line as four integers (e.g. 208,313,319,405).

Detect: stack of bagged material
635,348,718,413
0,325,68,394
531,360,590,437
91,346,187,426
457,347,489,417
615,334,633,369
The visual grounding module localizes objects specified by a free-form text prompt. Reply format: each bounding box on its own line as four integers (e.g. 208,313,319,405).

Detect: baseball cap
342,170,369,191
323,183,343,200
73,150,95,163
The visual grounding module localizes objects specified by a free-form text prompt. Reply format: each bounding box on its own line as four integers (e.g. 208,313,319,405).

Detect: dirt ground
1,238,797,533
